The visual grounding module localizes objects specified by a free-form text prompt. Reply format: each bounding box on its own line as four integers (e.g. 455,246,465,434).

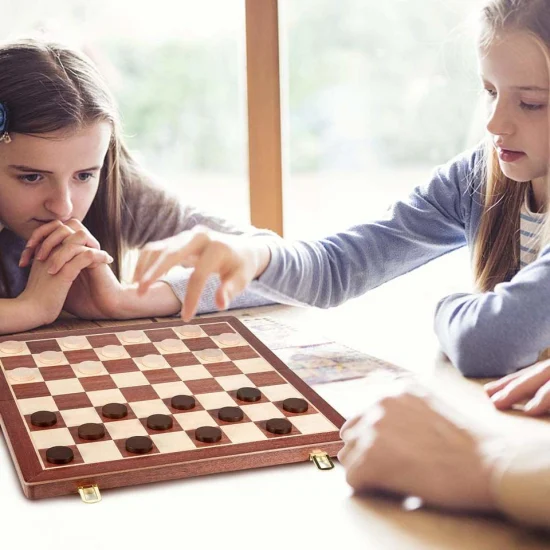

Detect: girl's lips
498,148,526,163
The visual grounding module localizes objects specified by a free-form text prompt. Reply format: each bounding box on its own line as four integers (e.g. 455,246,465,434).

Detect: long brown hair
0,39,139,295
474,0,550,291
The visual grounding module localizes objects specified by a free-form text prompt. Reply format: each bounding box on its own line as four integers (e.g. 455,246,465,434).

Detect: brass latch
309,449,335,470
78,484,102,503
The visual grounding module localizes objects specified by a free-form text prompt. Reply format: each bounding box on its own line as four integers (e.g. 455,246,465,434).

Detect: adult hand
485,359,550,415
338,388,497,511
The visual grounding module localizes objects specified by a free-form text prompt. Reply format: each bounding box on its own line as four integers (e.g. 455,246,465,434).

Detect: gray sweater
251,146,550,377
0,176,273,314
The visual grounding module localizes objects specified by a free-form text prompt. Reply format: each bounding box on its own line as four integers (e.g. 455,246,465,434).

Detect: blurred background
2,0,486,361
3,0,483,235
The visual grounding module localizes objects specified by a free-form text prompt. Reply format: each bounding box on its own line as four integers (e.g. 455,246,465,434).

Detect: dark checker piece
282,398,309,414
171,395,196,410
195,426,222,443
266,418,292,435
78,423,105,441
218,406,244,422
46,446,74,465
31,411,57,428
126,436,153,454
147,414,173,430
236,387,261,402
102,403,128,419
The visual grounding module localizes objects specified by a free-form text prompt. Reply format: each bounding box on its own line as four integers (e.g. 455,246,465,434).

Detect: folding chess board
0,316,345,500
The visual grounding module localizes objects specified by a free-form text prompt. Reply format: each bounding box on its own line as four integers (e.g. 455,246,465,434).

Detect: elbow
445,329,526,378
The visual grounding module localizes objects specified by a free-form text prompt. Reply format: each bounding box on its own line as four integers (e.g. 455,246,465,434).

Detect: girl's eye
76,172,95,182
484,88,497,99
520,102,546,111
17,174,43,184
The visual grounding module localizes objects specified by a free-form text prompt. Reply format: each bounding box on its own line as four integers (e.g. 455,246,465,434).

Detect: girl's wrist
252,241,272,280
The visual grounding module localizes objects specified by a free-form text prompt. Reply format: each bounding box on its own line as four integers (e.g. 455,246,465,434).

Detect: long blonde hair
0,39,142,296
474,0,550,291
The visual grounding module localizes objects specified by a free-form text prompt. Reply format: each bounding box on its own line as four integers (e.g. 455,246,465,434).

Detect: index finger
181,246,225,321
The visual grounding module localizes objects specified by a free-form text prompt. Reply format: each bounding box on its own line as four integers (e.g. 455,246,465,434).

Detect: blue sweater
251,146,550,378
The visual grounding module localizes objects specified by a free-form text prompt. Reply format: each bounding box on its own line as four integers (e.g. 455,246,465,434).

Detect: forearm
116,281,181,319
435,248,550,377
0,297,46,334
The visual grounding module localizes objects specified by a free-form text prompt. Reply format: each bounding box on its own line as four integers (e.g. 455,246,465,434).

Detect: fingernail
47,267,55,274
107,255,114,263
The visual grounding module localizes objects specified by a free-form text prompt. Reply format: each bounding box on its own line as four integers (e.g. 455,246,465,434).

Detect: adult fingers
489,364,550,410
524,380,550,415
484,370,524,397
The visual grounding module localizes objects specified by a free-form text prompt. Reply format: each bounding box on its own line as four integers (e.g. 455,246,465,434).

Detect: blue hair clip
0,102,11,143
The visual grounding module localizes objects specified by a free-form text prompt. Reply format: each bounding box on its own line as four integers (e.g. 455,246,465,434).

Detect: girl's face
479,30,550,184
0,122,111,240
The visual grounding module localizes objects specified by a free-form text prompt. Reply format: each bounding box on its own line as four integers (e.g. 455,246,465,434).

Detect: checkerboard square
195,391,237,410
233,358,274,374
165,352,200,368
144,328,179,342
87,389,126,407
77,440,122,463
13,382,50,399
111,371,149,388
45,378,84,396
204,362,241,377
63,349,100,364
215,374,254,391
60,407,103,427
121,385,158,402
17,396,57,415
129,399,171,418
257,383,302,402
289,414,338,434
152,381,191,399
142,369,180,385
54,393,93,410
185,378,223,394
247,371,287,387
240,402,285,422
151,431,196,452
79,375,117,392
222,423,267,444
174,365,212,381
105,419,148,440
39,365,74,381
31,427,74,449
183,337,216,351
174,410,218,430
26,340,62,355
1,355,38,369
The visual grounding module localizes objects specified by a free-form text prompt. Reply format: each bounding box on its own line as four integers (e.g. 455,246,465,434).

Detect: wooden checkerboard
0,316,345,499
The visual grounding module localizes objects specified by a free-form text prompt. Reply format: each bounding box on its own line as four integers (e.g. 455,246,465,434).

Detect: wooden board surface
0,316,344,499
